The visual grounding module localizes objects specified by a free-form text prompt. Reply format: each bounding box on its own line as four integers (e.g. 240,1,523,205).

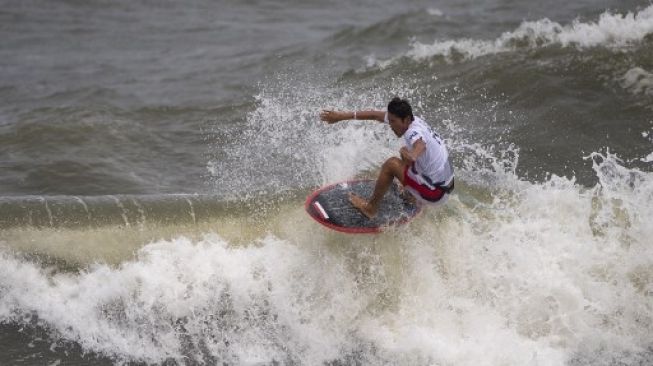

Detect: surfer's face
387,113,411,137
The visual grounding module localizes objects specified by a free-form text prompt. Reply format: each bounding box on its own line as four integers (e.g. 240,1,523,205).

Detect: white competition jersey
399,116,452,185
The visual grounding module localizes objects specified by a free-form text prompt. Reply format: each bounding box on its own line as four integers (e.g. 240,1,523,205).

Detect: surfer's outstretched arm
320,110,386,124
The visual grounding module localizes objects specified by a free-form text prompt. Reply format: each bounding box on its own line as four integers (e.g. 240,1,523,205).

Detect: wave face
1,0,652,364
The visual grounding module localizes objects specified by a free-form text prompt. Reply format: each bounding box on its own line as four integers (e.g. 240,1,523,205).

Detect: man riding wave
320,97,454,218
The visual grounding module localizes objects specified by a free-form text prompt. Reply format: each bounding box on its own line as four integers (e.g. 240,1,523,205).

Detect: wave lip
376,5,653,66
0,194,234,229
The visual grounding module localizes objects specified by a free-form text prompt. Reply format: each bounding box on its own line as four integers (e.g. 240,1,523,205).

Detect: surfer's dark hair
387,97,414,121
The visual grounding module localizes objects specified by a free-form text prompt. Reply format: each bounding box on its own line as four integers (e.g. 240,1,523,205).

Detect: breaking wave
374,5,653,66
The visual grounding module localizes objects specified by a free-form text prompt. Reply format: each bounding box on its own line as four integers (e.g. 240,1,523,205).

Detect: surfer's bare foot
348,193,377,219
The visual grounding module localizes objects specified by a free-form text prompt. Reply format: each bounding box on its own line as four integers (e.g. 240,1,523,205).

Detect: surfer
320,97,454,219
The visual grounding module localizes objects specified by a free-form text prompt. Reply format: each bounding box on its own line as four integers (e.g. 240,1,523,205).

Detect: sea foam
622,67,653,96
1,149,651,365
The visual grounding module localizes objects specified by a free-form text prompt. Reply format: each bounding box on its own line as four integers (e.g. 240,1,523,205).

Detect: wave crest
375,5,653,66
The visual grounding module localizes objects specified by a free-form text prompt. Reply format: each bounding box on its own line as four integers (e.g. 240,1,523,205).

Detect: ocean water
1,0,652,365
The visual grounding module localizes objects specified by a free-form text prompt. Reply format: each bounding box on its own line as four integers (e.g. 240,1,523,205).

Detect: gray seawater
1,0,652,364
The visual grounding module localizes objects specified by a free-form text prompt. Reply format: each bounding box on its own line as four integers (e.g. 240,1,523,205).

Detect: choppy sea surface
1,0,652,364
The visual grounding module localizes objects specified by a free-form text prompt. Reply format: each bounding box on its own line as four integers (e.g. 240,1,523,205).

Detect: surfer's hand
400,147,413,163
320,110,344,124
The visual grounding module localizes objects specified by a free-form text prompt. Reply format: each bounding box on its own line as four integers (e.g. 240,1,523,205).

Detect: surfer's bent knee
383,157,402,169
381,157,406,183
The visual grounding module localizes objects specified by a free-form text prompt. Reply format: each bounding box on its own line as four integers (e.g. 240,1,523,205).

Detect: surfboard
305,180,422,233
